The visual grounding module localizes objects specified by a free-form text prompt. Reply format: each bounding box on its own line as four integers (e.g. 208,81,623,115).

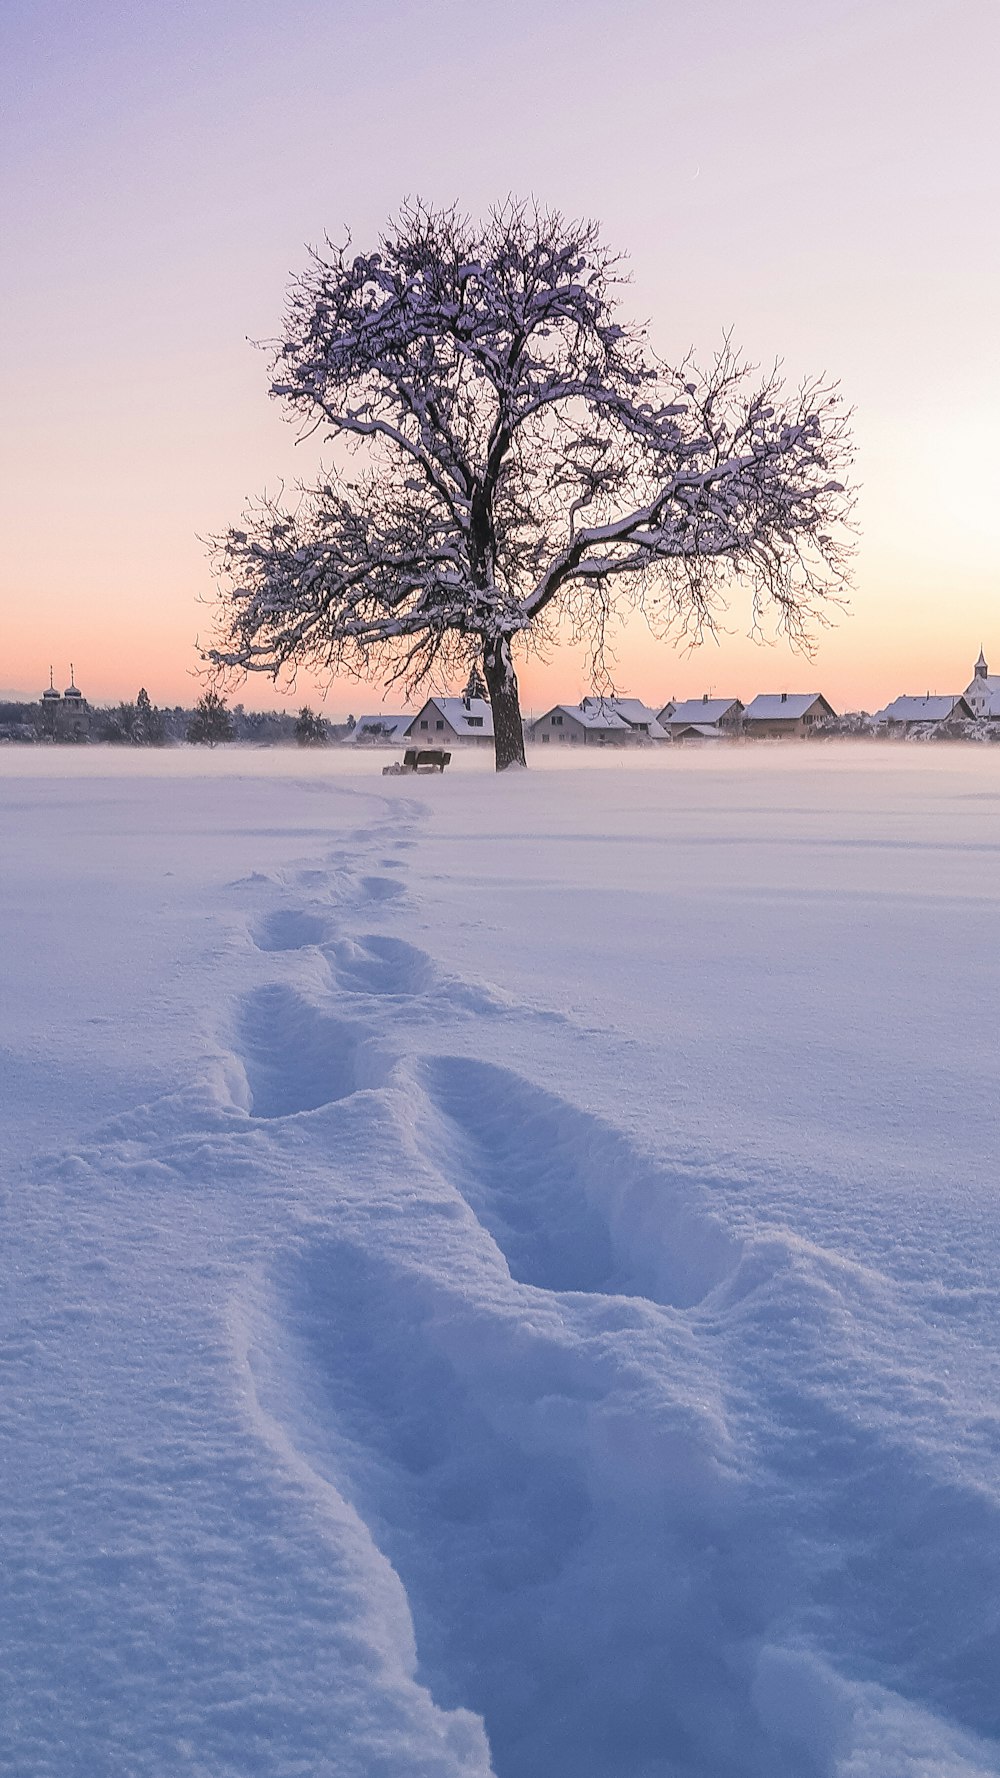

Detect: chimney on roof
781,691,787,703
702,692,708,703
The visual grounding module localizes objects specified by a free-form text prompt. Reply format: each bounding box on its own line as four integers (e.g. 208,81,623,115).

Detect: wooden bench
382,748,452,775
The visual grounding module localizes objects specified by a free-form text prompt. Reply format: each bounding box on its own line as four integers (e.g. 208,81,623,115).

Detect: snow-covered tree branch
207,199,854,768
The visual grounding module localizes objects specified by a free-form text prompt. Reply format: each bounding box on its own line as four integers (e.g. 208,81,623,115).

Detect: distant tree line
0,690,357,746
94,687,167,745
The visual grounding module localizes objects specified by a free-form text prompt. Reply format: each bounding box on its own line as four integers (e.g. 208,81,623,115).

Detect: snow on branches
208,199,854,768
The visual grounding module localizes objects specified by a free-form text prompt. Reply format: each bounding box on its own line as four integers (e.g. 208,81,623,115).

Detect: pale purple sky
2,0,998,713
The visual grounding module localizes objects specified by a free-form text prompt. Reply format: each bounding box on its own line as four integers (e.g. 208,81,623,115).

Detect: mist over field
2,746,998,1776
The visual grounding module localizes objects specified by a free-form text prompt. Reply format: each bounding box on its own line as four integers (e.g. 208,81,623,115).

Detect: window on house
436,720,445,730
541,732,549,742
466,716,483,727
420,720,429,730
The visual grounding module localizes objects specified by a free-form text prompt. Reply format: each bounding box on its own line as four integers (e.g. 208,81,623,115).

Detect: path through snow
2,749,999,1777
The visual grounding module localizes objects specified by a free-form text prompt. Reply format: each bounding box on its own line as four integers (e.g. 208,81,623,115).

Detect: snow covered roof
876,695,970,724
661,698,741,726
352,713,413,741
408,698,495,737
534,703,634,732
672,722,727,740
531,697,668,736
744,694,833,720
585,697,668,737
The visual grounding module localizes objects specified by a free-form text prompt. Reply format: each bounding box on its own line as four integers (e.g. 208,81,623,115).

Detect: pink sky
2,0,998,715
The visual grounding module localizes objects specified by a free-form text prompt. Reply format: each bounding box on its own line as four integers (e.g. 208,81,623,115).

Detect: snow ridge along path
3,753,999,1778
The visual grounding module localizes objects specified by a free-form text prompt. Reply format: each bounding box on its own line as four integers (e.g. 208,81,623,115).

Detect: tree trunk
482,634,527,771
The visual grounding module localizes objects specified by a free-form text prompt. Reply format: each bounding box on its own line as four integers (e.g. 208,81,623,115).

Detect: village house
663,721,726,744
963,649,1000,721
405,696,495,745
529,697,667,746
742,693,835,739
584,697,669,739
351,713,414,744
529,703,630,745
658,696,744,741
875,694,974,733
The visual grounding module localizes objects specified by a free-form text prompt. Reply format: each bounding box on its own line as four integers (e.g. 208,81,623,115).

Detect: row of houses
354,650,1000,748
353,691,839,746
530,693,841,743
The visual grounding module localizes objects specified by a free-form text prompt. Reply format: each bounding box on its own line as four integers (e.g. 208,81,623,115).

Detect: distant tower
39,666,61,737
55,664,90,741
974,646,988,681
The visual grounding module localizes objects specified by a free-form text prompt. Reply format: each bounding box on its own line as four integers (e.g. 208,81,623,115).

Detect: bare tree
207,200,853,770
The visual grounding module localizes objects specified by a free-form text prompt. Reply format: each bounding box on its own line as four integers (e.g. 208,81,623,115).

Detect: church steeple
975,646,988,681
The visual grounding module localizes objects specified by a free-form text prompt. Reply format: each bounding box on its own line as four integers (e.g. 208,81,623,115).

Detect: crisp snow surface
2,744,999,1778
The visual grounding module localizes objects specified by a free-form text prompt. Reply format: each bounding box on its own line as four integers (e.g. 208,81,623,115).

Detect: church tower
974,647,988,681
39,667,61,737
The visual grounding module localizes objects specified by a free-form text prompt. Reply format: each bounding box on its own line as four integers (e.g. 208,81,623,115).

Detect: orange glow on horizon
3,1,998,722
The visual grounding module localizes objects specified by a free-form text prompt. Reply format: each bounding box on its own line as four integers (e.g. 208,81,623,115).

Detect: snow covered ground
2,743,999,1778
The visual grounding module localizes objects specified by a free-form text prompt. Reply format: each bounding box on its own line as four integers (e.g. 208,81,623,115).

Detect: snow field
2,747,999,1777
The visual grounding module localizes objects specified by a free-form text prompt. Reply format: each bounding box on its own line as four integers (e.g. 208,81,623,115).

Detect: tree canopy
207,200,854,768
186,690,234,747
295,705,329,746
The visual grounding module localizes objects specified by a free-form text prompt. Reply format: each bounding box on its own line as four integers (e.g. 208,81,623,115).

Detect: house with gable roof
528,696,667,746
351,713,414,744
658,696,743,740
585,697,669,739
405,695,495,745
742,693,835,739
874,693,974,733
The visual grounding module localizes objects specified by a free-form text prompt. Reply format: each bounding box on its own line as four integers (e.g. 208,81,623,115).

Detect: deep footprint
262,1239,785,1778
254,907,330,952
328,934,437,998
421,1056,737,1308
359,875,406,904
236,984,384,1116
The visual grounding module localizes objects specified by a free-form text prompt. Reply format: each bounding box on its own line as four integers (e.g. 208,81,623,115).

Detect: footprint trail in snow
225,804,1000,1778
18,789,1000,1778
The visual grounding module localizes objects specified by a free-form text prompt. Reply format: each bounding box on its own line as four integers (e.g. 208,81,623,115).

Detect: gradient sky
2,0,998,715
